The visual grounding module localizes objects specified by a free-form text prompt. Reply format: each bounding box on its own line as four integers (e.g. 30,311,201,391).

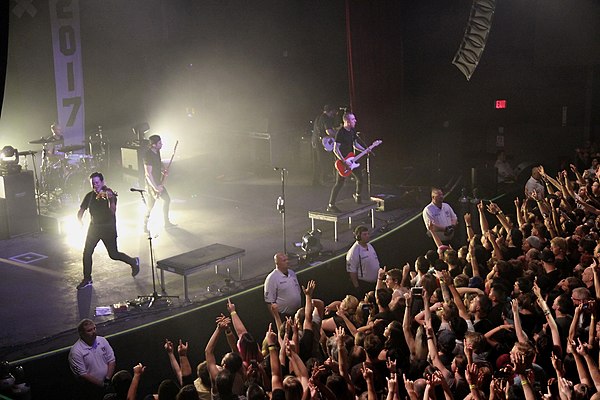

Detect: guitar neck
353,143,377,162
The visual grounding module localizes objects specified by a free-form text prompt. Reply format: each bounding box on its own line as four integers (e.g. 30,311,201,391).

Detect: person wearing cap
311,105,337,186
523,236,541,252
537,248,562,295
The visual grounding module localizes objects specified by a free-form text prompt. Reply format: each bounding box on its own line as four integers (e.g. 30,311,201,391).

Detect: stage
0,163,424,363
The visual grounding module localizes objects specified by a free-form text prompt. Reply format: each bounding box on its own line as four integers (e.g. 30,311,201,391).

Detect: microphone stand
356,132,373,198
274,167,287,253
133,190,179,307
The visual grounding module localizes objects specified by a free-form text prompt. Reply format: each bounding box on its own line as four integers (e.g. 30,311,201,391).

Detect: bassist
311,104,337,186
143,135,176,232
327,112,367,213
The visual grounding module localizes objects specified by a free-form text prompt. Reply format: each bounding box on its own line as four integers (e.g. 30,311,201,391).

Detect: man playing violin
76,172,139,290
143,135,176,233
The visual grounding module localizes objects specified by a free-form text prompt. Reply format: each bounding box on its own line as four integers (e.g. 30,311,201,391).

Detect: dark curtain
345,1,404,182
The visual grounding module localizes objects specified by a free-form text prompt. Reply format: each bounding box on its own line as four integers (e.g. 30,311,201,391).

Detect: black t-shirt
537,269,562,295
271,389,285,400
143,148,162,183
502,246,522,261
334,127,358,158
80,190,116,227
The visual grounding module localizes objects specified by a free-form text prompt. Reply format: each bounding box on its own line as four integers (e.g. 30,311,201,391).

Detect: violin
96,187,118,200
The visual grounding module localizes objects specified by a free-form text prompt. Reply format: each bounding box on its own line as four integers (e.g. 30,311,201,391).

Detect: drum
80,154,96,171
64,169,89,200
41,161,64,191
66,154,96,171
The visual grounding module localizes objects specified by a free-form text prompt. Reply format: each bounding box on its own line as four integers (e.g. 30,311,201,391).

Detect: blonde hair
340,295,359,315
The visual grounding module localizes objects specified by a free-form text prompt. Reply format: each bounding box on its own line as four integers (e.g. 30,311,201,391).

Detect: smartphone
410,287,423,297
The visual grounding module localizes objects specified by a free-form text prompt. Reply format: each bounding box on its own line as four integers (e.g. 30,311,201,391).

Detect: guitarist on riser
327,112,368,213
143,135,176,233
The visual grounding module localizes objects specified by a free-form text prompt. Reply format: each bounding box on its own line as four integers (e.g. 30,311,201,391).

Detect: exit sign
495,100,507,109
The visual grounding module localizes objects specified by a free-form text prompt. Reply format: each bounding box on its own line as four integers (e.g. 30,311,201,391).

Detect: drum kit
26,129,109,207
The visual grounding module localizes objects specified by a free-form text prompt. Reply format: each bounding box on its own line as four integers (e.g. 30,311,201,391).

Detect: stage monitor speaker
452,0,496,81
370,193,402,212
0,171,38,239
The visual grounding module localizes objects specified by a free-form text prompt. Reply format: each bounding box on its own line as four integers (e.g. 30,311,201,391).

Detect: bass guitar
334,140,382,177
322,136,335,152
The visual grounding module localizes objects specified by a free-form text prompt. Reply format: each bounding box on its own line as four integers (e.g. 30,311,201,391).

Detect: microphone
130,188,145,193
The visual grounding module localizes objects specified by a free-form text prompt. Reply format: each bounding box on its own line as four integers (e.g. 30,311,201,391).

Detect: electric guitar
334,140,382,177
322,136,335,152
148,140,178,198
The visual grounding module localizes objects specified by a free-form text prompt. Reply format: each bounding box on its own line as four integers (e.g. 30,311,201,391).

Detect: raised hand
511,352,528,375
477,200,484,212
361,362,373,381
403,373,415,394
386,357,397,373
178,339,188,356
465,363,477,385
164,339,174,354
334,326,345,344
264,323,277,346
302,280,316,297
464,212,472,225
133,362,146,376
511,298,519,315
387,371,398,393
226,298,235,313
440,270,452,286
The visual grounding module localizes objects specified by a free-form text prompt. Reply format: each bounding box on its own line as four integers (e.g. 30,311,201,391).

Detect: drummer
47,123,64,156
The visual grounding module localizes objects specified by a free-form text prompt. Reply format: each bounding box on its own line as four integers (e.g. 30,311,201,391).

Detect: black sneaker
327,204,341,213
76,279,92,290
132,257,140,277
353,193,362,204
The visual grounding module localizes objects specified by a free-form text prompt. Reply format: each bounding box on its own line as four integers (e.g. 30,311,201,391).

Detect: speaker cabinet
0,171,38,239
452,0,496,81
121,146,145,186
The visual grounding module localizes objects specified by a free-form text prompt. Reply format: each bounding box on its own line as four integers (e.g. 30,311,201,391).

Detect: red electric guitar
334,140,382,177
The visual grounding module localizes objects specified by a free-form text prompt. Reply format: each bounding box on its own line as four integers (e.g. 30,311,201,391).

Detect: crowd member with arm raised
164,339,193,386
264,323,284,399
423,289,453,384
575,338,600,392
204,315,230,392
361,364,377,400
532,282,562,354
464,212,475,243
514,197,526,229
127,363,145,400
510,299,529,343
486,202,513,233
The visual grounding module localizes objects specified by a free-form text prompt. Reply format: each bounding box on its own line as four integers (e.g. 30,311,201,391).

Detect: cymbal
29,136,63,144
17,150,39,156
60,144,86,153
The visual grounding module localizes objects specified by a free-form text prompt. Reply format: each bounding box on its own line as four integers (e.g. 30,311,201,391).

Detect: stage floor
0,168,421,362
